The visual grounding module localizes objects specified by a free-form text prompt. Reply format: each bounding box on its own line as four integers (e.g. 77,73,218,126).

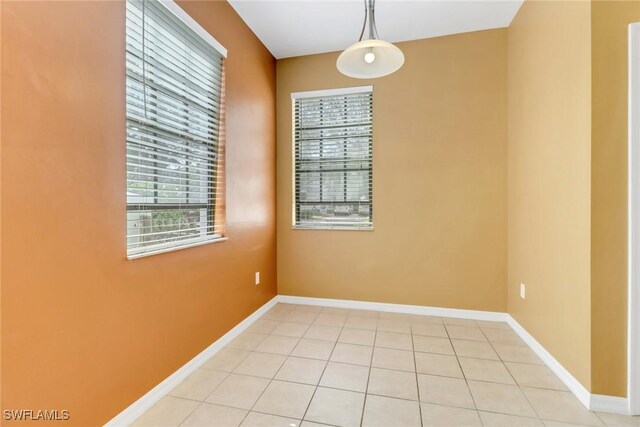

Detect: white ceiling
228,0,524,59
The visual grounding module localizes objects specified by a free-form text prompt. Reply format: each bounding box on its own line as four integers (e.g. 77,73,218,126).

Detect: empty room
3,0,640,425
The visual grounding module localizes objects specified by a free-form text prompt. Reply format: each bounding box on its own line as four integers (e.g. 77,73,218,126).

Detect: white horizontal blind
126,0,225,258
293,88,373,229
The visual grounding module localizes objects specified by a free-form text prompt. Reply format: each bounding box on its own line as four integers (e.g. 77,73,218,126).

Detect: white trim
629,22,640,417
158,0,227,57
103,296,278,427
277,295,509,322
127,236,228,260
506,316,591,409
591,394,630,415
291,85,373,99
293,225,373,232
508,322,629,415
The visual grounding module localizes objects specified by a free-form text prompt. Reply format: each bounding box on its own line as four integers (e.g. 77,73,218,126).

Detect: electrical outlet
255,272,260,285
520,283,526,299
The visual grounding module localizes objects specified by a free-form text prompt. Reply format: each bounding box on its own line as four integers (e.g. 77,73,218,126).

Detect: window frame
291,86,374,231
125,0,227,260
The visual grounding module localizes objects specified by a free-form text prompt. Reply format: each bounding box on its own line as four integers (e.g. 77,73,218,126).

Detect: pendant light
337,0,404,79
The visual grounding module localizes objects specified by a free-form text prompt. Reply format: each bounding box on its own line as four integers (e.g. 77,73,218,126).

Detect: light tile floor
133,303,640,427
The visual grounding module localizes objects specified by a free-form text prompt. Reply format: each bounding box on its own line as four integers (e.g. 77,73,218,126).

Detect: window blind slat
128,120,219,148
127,177,218,189
126,0,225,258
126,39,224,90
127,1,222,69
127,135,218,160
126,148,216,174
125,53,224,101
125,88,221,125
294,89,373,230
126,68,222,114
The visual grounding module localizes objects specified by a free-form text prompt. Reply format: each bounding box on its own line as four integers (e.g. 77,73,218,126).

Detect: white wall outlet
520,283,526,299
255,272,260,285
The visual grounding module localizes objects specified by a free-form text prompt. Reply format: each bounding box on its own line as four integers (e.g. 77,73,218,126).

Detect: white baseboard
104,296,279,427
506,316,592,408
276,295,510,322
507,317,629,415
278,295,630,415
590,394,629,415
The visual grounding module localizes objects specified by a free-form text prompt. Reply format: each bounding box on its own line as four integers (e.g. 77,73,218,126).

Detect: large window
292,87,373,230
125,0,226,258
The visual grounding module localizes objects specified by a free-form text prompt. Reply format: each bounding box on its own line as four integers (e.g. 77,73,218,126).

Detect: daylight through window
125,0,226,258
293,87,373,230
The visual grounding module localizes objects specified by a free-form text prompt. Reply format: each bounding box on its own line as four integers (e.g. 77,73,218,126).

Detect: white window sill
127,235,227,260
292,225,373,231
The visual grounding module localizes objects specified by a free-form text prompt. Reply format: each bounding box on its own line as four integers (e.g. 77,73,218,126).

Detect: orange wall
0,0,4,412
277,30,507,312
507,0,592,390
0,1,276,425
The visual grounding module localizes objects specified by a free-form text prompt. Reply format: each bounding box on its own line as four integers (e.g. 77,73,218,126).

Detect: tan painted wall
277,30,507,312
0,1,276,424
507,0,592,389
1,1,632,421
591,0,640,397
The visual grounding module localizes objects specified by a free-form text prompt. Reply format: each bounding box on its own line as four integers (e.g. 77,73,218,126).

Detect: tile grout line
235,308,292,426
410,320,425,427
173,398,205,427
170,311,280,427
264,306,319,422
166,391,564,424
172,382,468,407
477,327,604,425
477,322,543,423
278,307,320,425
445,319,484,426
227,306,295,425
300,306,350,425
359,318,378,427
246,347,548,373
184,318,280,427
593,411,616,427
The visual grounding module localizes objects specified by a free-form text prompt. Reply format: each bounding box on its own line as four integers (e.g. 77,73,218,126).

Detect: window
125,0,227,258
292,87,373,230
